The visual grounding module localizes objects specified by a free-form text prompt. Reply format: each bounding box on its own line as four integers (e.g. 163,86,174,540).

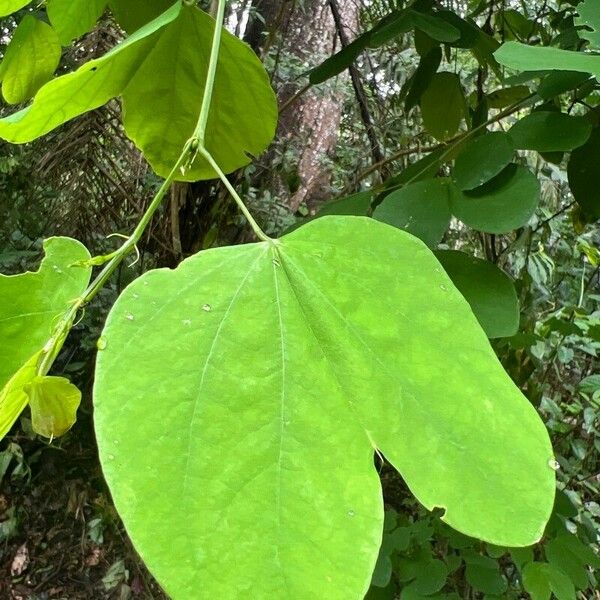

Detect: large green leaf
449,165,540,233
567,127,600,220
47,0,107,44
0,237,91,437
94,216,554,599
495,42,600,78
453,132,514,191
435,251,519,338
420,73,466,141
373,179,451,246
508,112,592,152
0,0,30,17
0,16,61,104
0,2,278,181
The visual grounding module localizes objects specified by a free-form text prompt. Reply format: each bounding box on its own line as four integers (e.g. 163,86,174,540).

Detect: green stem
194,0,227,143
199,146,273,243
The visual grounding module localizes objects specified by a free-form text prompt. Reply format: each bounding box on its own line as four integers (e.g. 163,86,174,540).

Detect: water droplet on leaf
125,313,134,321
108,454,115,460
202,304,212,312
347,510,355,517
97,336,107,351
440,284,447,291
182,319,192,326
548,459,560,471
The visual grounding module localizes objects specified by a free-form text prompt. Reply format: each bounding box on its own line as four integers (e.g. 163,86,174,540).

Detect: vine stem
38,0,271,375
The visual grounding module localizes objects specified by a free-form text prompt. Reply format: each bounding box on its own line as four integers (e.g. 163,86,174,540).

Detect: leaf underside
94,216,554,600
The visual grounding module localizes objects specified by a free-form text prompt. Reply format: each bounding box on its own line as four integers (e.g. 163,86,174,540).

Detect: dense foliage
0,0,599,598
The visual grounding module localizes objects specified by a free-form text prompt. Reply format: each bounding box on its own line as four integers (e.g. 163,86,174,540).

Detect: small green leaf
95,216,554,599
495,42,600,79
25,375,81,438
406,48,442,112
435,251,519,339
568,127,600,220
486,85,531,109
47,0,107,45
510,546,534,570
0,0,30,17
453,132,514,191
309,34,371,85
545,533,599,589
538,71,591,100
509,112,592,152
523,562,576,600
421,72,466,141
0,16,61,104
449,165,540,233
373,179,450,246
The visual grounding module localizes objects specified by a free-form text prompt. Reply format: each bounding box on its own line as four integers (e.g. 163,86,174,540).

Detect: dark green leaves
436,251,519,338
568,127,600,220
450,165,540,233
373,179,450,246
509,112,592,152
109,0,175,33
576,0,600,49
95,215,554,599
0,16,61,104
421,73,466,140
523,563,575,600
0,2,278,182
453,132,514,191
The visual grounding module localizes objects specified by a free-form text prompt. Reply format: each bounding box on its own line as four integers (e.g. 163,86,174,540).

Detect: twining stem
38,0,271,375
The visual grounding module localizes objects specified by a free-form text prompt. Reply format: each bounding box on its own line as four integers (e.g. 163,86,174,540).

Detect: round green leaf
435,251,519,338
449,165,540,233
373,179,451,246
0,15,61,104
0,0,30,17
568,127,600,220
420,72,466,141
94,216,554,599
26,375,81,438
509,112,592,152
464,554,507,595
453,132,514,191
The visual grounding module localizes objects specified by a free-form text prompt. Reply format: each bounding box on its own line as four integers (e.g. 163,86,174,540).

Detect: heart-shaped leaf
94,216,554,599
0,2,277,181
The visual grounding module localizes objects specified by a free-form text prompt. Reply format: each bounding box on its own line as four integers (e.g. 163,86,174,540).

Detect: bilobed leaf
449,165,540,233
47,0,107,45
94,216,554,600
495,42,600,79
0,16,61,104
435,251,519,338
538,71,591,100
420,72,466,141
0,3,278,182
509,112,592,152
576,0,600,49
453,132,514,191
0,0,30,17
373,179,451,246
109,0,175,33
545,533,600,589
26,376,81,438
522,563,576,600
0,237,91,392
568,127,600,220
